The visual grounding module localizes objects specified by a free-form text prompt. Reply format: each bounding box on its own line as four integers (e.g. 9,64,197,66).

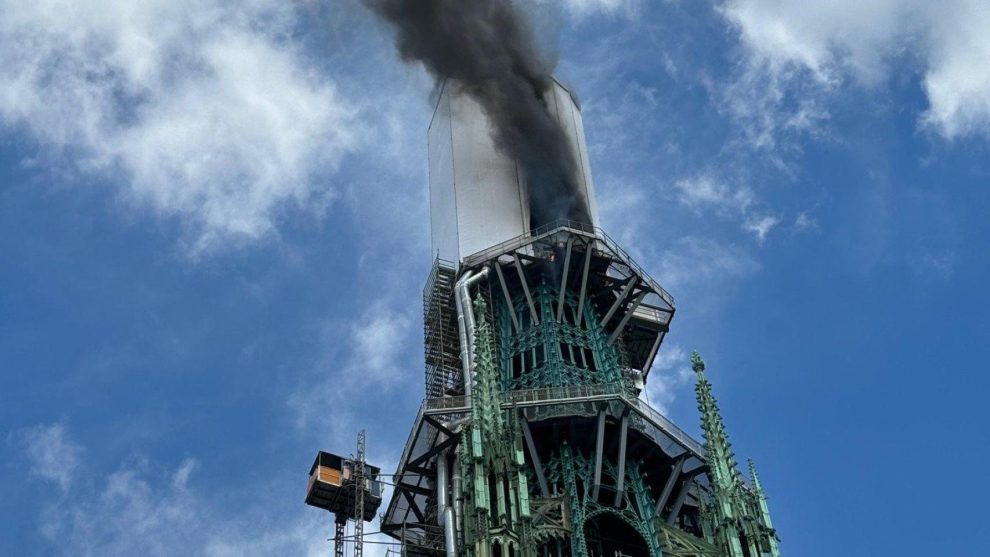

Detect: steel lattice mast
334,516,346,557
354,430,367,557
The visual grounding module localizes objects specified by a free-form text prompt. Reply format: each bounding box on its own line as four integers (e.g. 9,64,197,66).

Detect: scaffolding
353,430,367,557
305,432,383,557
423,258,460,398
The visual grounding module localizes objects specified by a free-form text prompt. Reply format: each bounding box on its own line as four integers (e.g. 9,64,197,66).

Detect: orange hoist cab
305,451,383,521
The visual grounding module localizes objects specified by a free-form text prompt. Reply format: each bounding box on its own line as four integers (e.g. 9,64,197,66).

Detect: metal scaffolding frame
367,224,778,557
424,258,460,398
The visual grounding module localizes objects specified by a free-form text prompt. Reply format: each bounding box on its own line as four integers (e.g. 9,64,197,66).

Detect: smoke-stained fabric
365,0,592,228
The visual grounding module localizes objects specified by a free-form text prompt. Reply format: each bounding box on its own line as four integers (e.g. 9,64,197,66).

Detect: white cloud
656,236,760,291
660,236,760,288
721,1,908,85
19,423,82,493
743,215,779,244
350,302,413,383
672,174,781,243
0,0,363,254
539,0,638,17
19,424,379,557
673,174,755,214
715,59,832,154
793,211,818,232
721,0,990,140
921,3,990,139
48,459,336,557
289,302,414,433
642,344,694,414
911,250,958,280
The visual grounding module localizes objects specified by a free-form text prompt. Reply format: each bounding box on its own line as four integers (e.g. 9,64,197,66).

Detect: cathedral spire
749,459,782,557
693,351,746,557
472,295,505,447
693,352,742,496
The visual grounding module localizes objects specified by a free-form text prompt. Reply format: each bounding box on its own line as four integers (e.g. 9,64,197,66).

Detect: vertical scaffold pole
334,515,347,557
354,430,367,557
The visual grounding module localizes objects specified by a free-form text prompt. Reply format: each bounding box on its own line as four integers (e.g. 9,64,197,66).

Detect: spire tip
691,351,705,374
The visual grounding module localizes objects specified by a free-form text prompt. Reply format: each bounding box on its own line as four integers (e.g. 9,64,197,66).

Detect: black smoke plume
365,0,592,229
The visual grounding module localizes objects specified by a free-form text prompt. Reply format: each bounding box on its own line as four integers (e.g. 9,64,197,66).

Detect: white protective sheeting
429,79,599,265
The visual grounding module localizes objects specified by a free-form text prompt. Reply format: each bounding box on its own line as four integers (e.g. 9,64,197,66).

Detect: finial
748,458,763,492
691,351,705,374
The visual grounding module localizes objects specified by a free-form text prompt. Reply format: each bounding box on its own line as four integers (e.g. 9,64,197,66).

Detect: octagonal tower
379,80,780,557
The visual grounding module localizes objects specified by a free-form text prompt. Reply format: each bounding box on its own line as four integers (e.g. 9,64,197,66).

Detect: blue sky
1,1,988,555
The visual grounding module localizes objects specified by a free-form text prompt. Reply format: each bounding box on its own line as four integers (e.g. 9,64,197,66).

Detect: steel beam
591,409,606,500
513,253,539,325
683,464,709,478
381,521,434,533
422,415,455,438
600,277,638,327
654,456,686,517
607,290,647,344
643,330,665,378
556,236,575,322
405,464,432,476
612,413,629,507
397,481,432,497
493,262,521,333
408,435,459,467
666,478,693,526
521,418,550,497
400,488,427,523
575,243,593,327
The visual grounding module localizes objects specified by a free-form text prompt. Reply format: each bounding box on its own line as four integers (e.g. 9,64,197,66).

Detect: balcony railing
421,383,704,458
460,219,674,309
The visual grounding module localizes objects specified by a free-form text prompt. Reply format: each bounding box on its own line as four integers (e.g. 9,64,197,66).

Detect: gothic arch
583,508,654,557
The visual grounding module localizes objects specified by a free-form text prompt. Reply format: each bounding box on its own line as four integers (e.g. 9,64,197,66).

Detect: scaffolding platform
305,451,383,521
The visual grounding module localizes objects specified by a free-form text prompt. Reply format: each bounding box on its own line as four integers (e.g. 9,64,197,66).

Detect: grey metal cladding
428,79,599,266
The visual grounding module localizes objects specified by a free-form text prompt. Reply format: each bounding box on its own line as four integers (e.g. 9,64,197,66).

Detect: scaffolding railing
419,384,704,458
624,395,705,457
461,219,675,310
504,383,624,405
424,395,469,412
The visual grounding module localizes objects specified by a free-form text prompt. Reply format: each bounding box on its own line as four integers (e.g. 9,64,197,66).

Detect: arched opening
539,537,571,557
488,473,499,520
584,512,650,557
739,533,754,557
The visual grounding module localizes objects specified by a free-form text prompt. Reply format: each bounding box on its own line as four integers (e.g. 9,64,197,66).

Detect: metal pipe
437,454,456,557
435,417,469,551
452,452,464,547
454,267,490,400
463,293,477,369
442,416,472,432
454,270,475,398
